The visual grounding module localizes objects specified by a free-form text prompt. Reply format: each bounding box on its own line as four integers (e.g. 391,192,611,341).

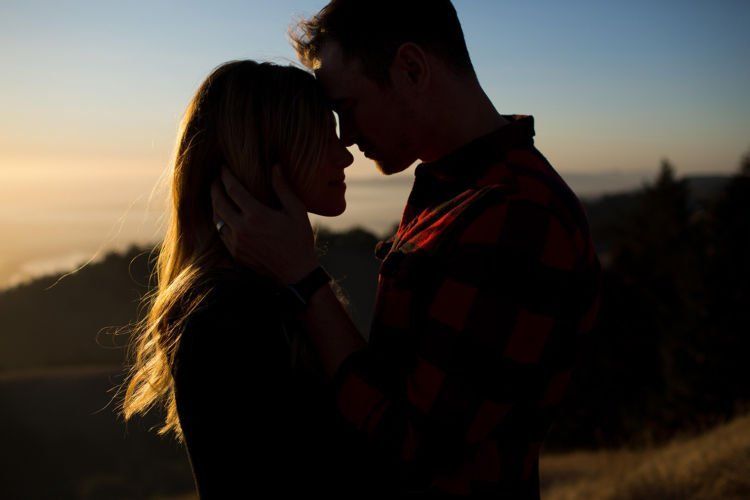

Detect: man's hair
291,0,476,85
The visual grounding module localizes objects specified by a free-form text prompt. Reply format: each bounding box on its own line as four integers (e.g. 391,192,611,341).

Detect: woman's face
297,111,354,217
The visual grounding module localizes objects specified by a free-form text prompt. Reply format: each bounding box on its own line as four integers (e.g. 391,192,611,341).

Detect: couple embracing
122,0,601,497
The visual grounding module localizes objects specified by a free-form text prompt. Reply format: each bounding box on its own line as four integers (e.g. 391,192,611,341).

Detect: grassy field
540,413,750,499
2,365,749,498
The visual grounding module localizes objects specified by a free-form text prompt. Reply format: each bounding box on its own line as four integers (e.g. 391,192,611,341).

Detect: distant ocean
0,165,676,290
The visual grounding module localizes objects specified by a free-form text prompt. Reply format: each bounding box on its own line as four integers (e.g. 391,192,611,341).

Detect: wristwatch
279,266,332,311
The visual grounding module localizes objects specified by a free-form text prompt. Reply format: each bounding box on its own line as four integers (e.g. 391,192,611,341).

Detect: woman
120,60,362,496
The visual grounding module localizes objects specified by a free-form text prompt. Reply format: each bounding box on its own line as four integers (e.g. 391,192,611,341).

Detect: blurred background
1,0,749,498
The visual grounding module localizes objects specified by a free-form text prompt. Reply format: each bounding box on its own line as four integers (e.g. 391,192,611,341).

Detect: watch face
279,285,308,311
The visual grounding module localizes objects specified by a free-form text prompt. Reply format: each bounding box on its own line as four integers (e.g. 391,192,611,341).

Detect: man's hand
211,165,319,284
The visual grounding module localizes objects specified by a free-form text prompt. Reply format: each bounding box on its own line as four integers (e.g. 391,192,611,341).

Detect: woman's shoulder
174,266,289,374
205,263,279,298
189,265,281,324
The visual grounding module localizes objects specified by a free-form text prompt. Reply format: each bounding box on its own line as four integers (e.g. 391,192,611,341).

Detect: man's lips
358,144,375,159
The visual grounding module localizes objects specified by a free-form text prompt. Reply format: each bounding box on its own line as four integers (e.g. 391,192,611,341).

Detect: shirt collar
374,115,536,261
413,114,536,187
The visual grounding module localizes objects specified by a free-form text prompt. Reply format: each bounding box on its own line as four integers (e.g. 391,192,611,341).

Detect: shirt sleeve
331,192,600,490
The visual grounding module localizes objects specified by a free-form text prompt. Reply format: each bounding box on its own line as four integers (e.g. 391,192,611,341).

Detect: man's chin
374,156,414,176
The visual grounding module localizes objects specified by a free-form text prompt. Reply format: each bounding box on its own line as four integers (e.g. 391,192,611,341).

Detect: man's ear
390,42,430,92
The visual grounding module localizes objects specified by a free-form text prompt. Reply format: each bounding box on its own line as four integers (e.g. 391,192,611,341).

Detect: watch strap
283,266,332,310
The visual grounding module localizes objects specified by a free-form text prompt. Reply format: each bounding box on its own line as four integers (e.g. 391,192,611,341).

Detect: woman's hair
120,60,332,440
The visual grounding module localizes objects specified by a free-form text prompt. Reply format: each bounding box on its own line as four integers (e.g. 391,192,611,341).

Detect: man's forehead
317,39,345,69
314,40,362,97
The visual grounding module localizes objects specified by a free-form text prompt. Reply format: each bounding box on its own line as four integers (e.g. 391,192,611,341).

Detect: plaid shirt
332,115,601,497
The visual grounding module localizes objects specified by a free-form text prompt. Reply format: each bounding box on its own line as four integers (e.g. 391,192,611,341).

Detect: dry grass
541,414,750,500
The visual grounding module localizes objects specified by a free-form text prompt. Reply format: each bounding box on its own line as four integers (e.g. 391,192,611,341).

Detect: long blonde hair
121,61,331,440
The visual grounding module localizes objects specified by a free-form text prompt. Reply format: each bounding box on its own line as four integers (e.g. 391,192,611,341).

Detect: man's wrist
279,265,332,311
281,258,321,285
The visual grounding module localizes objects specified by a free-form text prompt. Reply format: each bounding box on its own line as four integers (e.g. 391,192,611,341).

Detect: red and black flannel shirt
332,115,601,497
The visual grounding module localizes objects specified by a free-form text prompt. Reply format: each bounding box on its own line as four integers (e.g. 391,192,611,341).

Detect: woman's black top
171,267,378,498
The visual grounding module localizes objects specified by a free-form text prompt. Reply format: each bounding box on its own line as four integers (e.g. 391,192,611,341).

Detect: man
212,0,601,496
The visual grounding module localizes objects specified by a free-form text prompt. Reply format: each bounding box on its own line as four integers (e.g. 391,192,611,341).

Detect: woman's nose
338,142,354,169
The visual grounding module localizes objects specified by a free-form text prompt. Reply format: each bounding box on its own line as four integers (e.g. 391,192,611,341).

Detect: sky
0,0,749,288
1,0,748,175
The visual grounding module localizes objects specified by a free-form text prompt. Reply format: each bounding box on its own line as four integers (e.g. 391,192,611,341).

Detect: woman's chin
309,199,346,217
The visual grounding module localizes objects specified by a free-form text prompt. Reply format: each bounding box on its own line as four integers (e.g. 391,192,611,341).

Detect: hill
0,172,731,373
2,165,749,449
0,366,194,498
0,228,381,372
0,163,748,497
542,412,750,499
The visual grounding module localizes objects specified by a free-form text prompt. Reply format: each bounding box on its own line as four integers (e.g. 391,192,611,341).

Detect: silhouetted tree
700,150,750,413
553,153,750,447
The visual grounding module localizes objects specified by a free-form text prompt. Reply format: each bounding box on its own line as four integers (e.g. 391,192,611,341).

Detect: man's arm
300,283,366,378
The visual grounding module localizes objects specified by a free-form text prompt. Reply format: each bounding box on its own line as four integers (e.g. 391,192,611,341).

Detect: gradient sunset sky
2,0,748,177
0,0,749,287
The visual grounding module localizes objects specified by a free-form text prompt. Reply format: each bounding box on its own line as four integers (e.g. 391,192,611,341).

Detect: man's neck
419,81,508,163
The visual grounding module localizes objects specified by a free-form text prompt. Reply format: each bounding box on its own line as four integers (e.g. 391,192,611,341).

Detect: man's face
315,40,420,175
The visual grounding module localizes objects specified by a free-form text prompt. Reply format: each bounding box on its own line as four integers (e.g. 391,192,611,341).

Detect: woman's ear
390,42,431,93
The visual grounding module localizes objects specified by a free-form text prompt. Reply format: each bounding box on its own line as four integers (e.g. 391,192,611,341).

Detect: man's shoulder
397,146,591,258
472,146,590,238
